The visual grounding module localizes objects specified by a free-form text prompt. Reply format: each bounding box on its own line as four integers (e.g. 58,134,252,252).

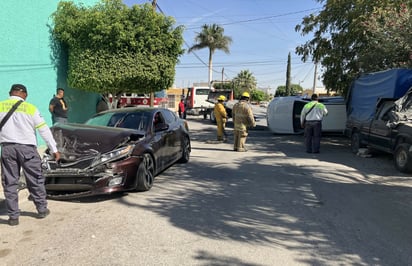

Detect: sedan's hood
51,123,143,156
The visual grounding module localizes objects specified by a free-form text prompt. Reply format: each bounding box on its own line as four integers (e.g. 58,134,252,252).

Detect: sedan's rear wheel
394,143,412,173
135,153,154,191
178,136,191,163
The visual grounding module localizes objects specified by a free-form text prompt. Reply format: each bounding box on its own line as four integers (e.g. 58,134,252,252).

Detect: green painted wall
0,0,99,146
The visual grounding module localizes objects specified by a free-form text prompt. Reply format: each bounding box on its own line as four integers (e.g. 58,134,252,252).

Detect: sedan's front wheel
135,153,155,191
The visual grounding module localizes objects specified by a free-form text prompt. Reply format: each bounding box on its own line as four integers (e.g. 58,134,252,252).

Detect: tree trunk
208,49,213,89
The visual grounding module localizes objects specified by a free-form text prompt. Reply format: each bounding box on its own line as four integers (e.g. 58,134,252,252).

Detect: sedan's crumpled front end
42,123,143,199
43,107,191,199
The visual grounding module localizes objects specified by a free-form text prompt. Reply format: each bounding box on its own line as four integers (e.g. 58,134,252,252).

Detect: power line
156,2,318,84
185,8,320,30
156,2,210,71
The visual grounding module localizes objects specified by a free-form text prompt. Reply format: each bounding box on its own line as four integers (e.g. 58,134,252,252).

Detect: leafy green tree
188,24,232,87
51,0,184,108
211,81,232,91
232,69,257,98
250,89,267,102
360,3,412,70
295,0,411,96
275,84,303,97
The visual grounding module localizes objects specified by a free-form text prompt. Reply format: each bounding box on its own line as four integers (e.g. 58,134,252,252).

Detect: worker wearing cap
214,95,228,141
0,84,60,226
232,92,256,152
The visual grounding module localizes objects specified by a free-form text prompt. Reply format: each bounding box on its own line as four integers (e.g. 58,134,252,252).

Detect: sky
123,0,324,92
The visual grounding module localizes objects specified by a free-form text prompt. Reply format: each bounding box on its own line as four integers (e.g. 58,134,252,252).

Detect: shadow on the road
3,117,408,265
0,210,39,224
116,118,412,265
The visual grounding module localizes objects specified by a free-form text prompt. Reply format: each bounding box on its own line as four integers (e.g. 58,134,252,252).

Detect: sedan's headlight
92,145,135,166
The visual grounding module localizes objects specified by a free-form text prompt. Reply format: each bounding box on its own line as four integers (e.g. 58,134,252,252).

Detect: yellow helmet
217,95,226,101
241,92,250,98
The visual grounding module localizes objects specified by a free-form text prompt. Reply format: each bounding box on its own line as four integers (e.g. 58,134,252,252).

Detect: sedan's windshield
86,111,150,131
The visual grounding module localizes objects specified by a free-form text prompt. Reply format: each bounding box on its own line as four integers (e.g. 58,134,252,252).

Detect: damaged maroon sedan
42,107,190,199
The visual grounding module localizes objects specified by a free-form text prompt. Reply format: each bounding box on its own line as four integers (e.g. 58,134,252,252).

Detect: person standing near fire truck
178,97,186,119
214,95,228,141
232,92,255,152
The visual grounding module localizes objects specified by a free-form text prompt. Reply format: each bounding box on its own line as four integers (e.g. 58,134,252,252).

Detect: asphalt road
1,110,412,266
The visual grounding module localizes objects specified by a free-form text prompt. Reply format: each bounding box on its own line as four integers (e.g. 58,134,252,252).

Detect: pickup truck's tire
394,143,412,173
351,132,363,154
210,110,216,123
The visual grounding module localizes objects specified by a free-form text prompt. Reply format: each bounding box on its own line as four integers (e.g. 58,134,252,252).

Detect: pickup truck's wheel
351,132,363,154
210,110,216,123
394,143,412,173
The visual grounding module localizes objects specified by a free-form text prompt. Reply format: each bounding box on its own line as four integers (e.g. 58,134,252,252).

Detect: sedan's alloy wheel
135,153,155,191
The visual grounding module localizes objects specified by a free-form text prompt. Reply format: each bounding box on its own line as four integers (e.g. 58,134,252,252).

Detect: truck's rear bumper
186,107,210,115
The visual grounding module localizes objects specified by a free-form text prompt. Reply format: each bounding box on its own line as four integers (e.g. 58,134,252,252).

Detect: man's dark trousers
1,143,48,219
304,121,322,153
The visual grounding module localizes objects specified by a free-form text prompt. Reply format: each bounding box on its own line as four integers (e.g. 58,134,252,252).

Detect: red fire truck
110,91,168,108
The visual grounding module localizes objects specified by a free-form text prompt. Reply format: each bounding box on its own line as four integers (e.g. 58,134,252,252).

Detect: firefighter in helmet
232,92,255,151
214,95,228,141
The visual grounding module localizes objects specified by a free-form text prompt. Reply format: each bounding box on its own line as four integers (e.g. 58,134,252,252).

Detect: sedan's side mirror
154,123,169,132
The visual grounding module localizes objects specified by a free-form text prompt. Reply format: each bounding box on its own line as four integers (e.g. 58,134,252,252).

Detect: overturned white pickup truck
266,96,347,134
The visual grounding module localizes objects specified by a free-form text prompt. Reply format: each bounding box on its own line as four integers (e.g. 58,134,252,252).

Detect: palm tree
188,24,232,87
233,69,257,97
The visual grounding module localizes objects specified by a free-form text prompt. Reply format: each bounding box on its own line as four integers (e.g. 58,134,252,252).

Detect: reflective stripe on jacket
300,101,328,124
0,96,58,153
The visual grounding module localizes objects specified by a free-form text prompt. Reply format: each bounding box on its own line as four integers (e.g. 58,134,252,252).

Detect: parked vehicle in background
185,86,235,120
266,95,346,134
42,107,191,199
345,68,412,173
185,86,215,116
206,89,234,122
109,91,168,108
259,101,269,108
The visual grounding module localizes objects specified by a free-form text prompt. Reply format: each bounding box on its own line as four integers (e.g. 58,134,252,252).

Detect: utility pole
286,52,291,96
149,0,157,107
221,68,224,89
312,63,318,94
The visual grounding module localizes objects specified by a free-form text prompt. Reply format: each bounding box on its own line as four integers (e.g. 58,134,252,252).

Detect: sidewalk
0,146,47,202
